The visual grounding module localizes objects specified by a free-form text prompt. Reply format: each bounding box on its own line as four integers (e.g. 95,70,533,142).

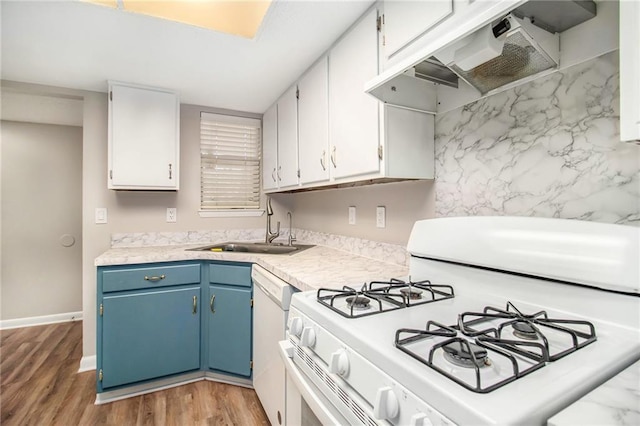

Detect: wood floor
0,321,269,425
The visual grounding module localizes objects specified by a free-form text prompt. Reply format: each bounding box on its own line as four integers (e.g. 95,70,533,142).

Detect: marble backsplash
434,51,640,226
111,228,410,266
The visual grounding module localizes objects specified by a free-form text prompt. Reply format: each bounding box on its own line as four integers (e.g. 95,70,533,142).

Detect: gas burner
442,341,489,368
346,295,371,310
399,287,423,300
512,321,538,340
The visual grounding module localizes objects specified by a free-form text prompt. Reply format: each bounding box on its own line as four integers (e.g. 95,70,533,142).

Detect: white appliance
280,217,640,425
252,265,297,426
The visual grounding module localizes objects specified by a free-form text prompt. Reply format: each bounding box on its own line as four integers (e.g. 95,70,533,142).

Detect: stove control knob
410,413,433,426
300,327,316,347
290,317,303,337
373,387,399,420
329,349,349,376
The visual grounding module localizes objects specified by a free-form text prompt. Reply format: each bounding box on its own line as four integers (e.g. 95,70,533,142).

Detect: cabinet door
208,285,252,377
108,82,179,190
101,287,200,389
298,57,330,185
329,8,380,179
383,0,452,60
277,86,299,188
262,103,279,190
620,0,640,142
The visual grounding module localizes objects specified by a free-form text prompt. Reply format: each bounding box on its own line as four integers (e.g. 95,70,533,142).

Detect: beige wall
1,121,83,320
278,180,436,245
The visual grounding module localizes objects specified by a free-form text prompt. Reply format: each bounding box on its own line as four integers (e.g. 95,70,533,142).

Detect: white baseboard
79,355,97,373
0,311,82,330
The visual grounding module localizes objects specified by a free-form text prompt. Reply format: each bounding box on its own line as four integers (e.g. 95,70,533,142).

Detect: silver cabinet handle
168,163,172,179
193,296,198,314
144,274,165,282
277,166,282,181
320,151,326,171
271,168,276,182
330,146,337,168
210,294,215,314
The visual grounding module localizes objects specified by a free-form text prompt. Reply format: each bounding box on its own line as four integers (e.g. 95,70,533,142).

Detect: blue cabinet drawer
208,263,251,287
102,263,201,293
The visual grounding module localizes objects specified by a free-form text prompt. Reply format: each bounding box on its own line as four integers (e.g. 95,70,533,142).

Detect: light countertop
548,360,640,426
95,243,409,292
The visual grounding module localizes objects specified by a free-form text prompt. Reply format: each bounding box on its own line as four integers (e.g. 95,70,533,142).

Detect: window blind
200,112,261,209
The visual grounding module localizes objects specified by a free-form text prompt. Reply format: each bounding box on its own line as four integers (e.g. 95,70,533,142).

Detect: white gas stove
280,217,640,425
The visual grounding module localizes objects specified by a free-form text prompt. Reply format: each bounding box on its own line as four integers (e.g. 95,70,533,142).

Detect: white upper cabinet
262,103,278,191
329,8,380,180
298,57,330,185
276,86,299,188
382,0,453,61
620,0,640,143
108,82,179,190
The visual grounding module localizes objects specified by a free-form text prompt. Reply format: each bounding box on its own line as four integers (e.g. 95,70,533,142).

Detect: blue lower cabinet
101,286,201,389
97,260,253,394
208,284,252,377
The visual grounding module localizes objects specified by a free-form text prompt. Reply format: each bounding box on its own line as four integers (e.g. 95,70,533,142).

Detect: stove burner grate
368,278,455,306
316,285,405,318
395,319,547,393
457,301,597,362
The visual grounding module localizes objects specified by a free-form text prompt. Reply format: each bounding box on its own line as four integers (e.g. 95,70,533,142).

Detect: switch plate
166,208,177,223
95,208,107,224
348,206,356,225
376,206,386,228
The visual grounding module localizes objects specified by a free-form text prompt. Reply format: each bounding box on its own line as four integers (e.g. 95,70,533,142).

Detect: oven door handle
278,341,346,426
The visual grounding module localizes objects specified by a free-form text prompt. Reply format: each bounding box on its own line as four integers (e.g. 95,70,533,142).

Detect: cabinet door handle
277,166,281,181
168,163,172,179
330,146,337,168
210,294,216,314
320,151,326,171
193,296,198,314
144,274,165,282
271,168,276,182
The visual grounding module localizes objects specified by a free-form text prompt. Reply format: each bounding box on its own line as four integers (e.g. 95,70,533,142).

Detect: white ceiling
1,0,374,114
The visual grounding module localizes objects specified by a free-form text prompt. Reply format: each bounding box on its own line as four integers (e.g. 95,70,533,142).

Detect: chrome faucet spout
265,197,280,244
287,212,296,246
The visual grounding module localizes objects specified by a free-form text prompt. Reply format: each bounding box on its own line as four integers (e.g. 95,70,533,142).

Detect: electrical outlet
166,208,177,223
348,206,356,225
95,208,107,224
376,206,386,228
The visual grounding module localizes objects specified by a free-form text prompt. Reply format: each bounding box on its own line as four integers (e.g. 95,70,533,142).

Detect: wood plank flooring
0,322,269,425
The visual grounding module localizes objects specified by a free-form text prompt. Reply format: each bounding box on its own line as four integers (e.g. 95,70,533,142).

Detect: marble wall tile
435,51,640,226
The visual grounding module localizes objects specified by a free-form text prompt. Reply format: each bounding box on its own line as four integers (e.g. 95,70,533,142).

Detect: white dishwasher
252,265,298,426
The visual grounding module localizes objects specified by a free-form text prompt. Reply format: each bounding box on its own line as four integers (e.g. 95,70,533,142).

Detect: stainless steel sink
187,242,314,255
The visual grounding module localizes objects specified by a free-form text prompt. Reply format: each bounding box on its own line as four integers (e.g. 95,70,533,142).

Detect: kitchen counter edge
94,243,409,292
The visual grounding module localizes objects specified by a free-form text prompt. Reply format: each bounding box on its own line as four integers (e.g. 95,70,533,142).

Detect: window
200,112,261,212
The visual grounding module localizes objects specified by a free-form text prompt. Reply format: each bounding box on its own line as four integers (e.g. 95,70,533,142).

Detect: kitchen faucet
265,197,280,244
287,212,297,246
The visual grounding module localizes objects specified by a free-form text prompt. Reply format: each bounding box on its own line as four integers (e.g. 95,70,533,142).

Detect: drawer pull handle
144,274,165,282
193,296,198,314
210,294,216,314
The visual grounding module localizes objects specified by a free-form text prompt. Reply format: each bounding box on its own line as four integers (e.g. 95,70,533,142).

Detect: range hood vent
434,14,559,95
366,0,598,112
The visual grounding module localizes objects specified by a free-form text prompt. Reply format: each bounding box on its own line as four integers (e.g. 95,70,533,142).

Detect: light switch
376,206,386,228
348,206,356,225
95,208,107,224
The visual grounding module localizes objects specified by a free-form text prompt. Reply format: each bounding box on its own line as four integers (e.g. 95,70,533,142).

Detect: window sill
198,209,265,218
